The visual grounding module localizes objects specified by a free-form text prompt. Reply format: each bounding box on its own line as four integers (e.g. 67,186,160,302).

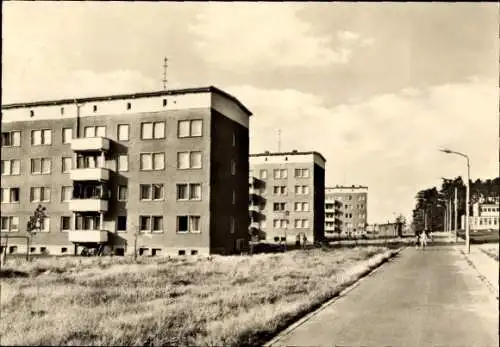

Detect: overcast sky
2,2,498,223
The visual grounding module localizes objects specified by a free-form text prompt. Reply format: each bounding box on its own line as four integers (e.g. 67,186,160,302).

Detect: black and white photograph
1,2,498,346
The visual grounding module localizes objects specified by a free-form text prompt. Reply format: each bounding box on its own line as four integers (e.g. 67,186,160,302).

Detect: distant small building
376,222,399,237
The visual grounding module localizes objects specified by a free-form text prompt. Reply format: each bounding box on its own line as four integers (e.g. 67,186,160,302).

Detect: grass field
0,246,396,346
457,229,499,244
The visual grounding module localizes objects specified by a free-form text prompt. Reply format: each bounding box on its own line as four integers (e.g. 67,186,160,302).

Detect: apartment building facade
325,185,368,237
1,86,251,257
249,151,326,245
461,200,499,232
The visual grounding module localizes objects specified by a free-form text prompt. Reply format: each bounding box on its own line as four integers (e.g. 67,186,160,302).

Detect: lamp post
439,148,470,253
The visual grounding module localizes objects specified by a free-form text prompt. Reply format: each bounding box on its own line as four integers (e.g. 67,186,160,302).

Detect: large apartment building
1,86,252,257
249,151,326,245
325,185,368,237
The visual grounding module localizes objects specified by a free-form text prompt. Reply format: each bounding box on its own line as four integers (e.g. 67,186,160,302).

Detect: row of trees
412,176,499,233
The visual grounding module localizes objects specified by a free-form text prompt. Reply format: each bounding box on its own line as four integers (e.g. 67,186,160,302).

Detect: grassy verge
1,246,396,346
479,244,499,261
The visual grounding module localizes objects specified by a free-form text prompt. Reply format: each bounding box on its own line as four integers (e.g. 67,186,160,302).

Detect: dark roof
1,86,252,116
250,150,326,163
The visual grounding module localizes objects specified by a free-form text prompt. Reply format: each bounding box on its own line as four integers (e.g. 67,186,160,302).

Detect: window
39,218,50,232
30,187,51,202
294,202,309,212
139,216,163,233
163,99,167,107
61,247,68,254
176,183,202,201
178,119,203,138
117,216,127,232
31,158,51,174
117,185,128,201
232,190,236,205
231,160,236,175
84,126,106,138
232,132,236,147
177,216,201,233
273,219,288,229
140,184,164,201
260,169,267,179
61,217,71,231
1,216,19,232
126,102,131,110
349,195,353,201
141,122,165,139
115,155,128,172
273,186,287,195
191,250,198,256
60,107,65,115
1,131,21,147
117,124,130,141
62,157,72,173
140,153,165,171
230,216,236,234
1,188,20,203
62,128,73,144
273,202,286,211
177,151,202,169
273,169,288,179
93,105,98,112
31,129,52,145
75,215,100,230
1,160,20,176
61,186,72,202
295,168,310,178
295,185,309,195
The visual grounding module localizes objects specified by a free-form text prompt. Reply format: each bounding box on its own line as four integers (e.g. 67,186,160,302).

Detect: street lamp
439,148,470,253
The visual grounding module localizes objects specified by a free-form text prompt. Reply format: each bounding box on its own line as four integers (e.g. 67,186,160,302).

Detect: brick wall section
209,110,249,255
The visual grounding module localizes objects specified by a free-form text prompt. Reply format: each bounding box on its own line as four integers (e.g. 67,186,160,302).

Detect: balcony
249,205,260,212
69,199,108,212
68,230,108,243
70,168,110,181
71,137,110,152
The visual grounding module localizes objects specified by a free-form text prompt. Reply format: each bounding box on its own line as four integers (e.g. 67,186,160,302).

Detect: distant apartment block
248,151,326,245
325,185,368,237
0,86,252,257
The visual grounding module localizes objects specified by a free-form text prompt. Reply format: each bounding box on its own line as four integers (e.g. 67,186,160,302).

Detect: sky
2,2,499,223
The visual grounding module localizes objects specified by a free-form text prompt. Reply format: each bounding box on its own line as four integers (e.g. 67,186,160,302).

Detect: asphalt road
270,246,499,347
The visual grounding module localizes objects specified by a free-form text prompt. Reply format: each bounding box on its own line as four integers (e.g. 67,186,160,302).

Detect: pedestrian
420,229,428,250
415,232,420,249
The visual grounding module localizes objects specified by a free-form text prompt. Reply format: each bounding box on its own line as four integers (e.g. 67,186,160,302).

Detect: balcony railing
69,199,108,212
71,137,110,152
70,168,110,181
68,230,108,243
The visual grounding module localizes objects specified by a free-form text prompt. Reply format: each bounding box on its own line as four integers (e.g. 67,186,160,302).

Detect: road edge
459,249,499,300
263,246,406,347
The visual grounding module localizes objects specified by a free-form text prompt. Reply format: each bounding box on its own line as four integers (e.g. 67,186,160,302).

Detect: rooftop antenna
162,57,168,90
278,129,281,152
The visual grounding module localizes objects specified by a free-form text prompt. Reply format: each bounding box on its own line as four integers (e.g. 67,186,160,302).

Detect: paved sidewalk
458,244,499,299
267,246,498,347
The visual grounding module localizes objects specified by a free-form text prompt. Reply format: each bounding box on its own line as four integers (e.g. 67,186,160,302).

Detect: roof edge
250,151,326,163
1,85,252,116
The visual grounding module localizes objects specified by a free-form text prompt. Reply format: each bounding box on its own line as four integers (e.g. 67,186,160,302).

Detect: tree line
412,176,500,233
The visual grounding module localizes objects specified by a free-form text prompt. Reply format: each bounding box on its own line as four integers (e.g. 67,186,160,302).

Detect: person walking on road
420,229,429,250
